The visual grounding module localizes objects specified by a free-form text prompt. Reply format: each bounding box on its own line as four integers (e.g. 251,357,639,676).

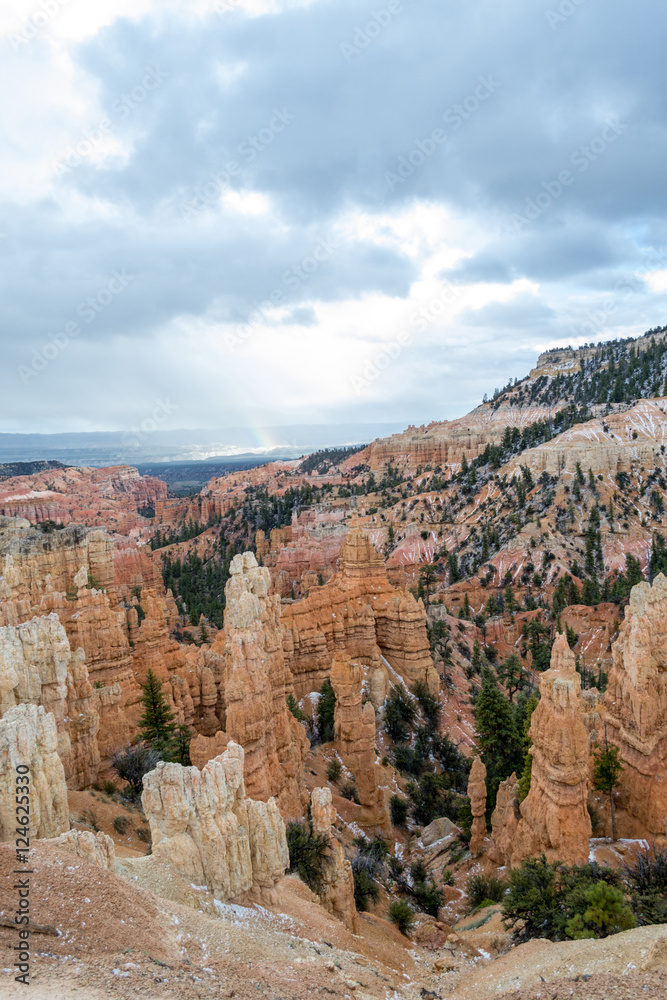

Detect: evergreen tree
475,666,524,811
137,668,177,754
172,724,193,766
316,679,336,743
593,730,624,842
496,653,528,702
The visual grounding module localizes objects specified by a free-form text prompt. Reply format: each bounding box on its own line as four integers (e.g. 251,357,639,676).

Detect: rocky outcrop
282,523,439,698
310,787,358,933
488,772,520,867
512,634,592,866
141,742,288,903
189,730,232,769
218,552,308,815
604,574,667,836
331,654,391,835
44,829,116,870
0,704,68,841
0,613,100,788
468,757,487,856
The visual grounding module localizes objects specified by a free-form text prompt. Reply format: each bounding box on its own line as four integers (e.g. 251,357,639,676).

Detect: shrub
392,744,425,776
502,855,628,943
624,846,667,925
411,679,440,731
136,827,151,843
111,744,162,798
406,772,447,826
80,809,100,832
103,780,117,796
388,856,405,880
340,782,360,804
388,900,414,935
466,873,508,909
389,795,409,827
441,867,455,886
409,860,428,884
113,815,130,835
316,679,336,743
412,879,444,916
326,759,342,783
351,838,386,911
384,685,416,743
286,820,329,894
286,693,306,723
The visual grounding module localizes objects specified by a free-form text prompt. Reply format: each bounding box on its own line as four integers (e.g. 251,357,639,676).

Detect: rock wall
0,704,69,841
0,613,100,788
512,634,592,866
331,654,391,835
467,756,487,857
141,742,288,903
604,574,667,836
488,772,520,868
281,523,439,697
44,829,116,870
310,786,358,933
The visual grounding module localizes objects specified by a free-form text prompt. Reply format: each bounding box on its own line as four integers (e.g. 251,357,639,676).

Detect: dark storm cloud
1,0,667,431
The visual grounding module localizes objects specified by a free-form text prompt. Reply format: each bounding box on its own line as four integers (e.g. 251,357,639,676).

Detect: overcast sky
1,0,666,435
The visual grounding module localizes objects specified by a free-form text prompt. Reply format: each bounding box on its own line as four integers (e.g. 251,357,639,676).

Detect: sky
2,0,667,437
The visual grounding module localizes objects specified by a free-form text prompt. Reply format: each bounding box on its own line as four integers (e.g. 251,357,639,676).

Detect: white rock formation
44,829,116,870
141,741,288,903
0,703,69,841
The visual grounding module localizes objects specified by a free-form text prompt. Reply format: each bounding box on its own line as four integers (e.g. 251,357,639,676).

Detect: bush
111,744,162,797
412,879,444,916
502,855,628,943
136,826,151,843
102,780,117,796
388,856,405,880
624,846,667,925
351,838,386,911
326,758,342,783
384,685,416,743
392,744,425,776
340,782,360,804
406,772,447,826
316,679,336,743
466,873,508,910
113,815,130,835
286,820,329,894
441,866,455,886
411,679,440,731
80,809,100,832
410,860,428,884
388,900,414,935
389,795,409,827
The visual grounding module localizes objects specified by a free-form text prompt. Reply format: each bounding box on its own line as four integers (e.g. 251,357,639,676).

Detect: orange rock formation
488,772,520,868
512,634,592,866
310,786,358,932
467,756,487,857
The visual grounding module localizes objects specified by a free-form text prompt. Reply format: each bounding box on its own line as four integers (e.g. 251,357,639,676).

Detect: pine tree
172,724,193,766
138,668,177,754
593,726,624,842
475,667,524,811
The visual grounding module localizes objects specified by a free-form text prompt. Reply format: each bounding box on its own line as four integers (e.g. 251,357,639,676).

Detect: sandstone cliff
488,772,520,868
467,756,487,857
512,634,592,866
141,741,288,904
604,574,667,835
0,703,69,841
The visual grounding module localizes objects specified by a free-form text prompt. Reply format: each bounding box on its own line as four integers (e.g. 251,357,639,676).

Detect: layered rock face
488,772,520,868
512,634,592,866
282,524,439,698
141,742,288,903
0,704,69,841
217,552,308,815
604,574,667,835
467,757,487,857
44,829,116,870
0,613,100,787
331,654,391,835
0,465,166,533
310,787,358,933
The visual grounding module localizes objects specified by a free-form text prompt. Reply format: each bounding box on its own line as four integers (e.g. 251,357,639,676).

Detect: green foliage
137,668,177,755
326,758,342,783
102,780,117,796
441,867,455,886
496,653,528,702
389,794,409,827
383,684,416,743
161,544,232,629
316,678,336,743
388,899,414,935
466,873,508,909
592,744,624,794
351,839,386,910
340,782,360,803
623,846,667,925
502,855,628,943
172,724,193,766
411,679,440,730
406,772,448,827
286,693,306,723
474,666,524,812
565,882,635,939
113,815,130,835
111,744,161,797
412,879,444,916
650,533,667,579
286,820,329,893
